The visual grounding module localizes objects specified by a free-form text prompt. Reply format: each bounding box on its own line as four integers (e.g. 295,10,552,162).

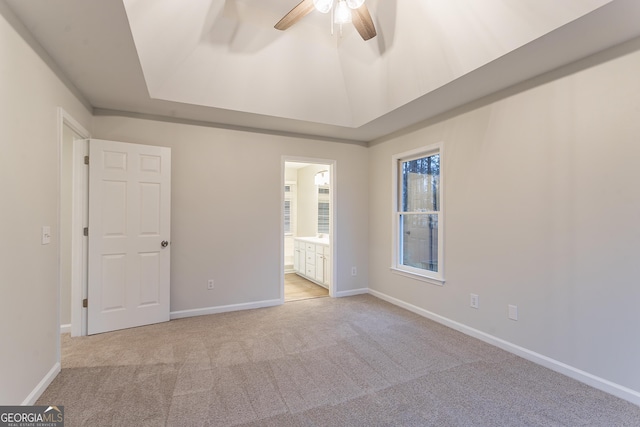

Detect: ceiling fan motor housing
347,0,365,9
314,0,365,14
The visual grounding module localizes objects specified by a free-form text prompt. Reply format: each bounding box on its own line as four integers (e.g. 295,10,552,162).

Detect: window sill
389,267,445,286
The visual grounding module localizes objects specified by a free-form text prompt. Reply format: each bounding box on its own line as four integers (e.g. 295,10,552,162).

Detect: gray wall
0,4,92,404
4,0,640,404
368,38,640,394
92,117,369,312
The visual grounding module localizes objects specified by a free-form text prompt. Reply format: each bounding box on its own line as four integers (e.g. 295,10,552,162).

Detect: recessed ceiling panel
123,0,612,128
8,0,635,141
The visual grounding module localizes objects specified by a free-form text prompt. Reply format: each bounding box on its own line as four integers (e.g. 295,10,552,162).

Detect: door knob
161,240,169,248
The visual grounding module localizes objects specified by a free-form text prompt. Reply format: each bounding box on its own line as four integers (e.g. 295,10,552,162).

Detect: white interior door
88,139,171,335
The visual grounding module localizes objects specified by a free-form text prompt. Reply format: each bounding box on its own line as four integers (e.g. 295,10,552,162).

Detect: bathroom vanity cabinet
293,237,330,288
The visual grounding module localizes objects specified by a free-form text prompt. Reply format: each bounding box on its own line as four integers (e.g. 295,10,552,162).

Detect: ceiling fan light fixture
346,0,365,9
313,0,333,14
334,0,352,24
275,0,376,40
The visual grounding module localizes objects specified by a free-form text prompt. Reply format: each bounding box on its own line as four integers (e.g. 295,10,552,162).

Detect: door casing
57,108,90,338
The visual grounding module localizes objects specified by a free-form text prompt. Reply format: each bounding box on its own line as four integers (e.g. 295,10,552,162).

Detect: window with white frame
284,183,296,235
284,200,292,233
317,186,330,234
392,143,444,284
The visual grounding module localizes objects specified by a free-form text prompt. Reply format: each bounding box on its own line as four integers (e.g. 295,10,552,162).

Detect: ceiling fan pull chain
331,3,335,35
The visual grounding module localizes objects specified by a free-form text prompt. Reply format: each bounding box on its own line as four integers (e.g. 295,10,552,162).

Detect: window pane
400,214,438,272
318,202,330,234
284,200,291,233
401,154,440,212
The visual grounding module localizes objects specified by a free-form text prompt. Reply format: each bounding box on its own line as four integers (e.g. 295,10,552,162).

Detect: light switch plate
41,226,51,245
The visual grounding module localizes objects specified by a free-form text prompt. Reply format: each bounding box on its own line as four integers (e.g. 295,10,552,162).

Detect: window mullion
399,211,439,215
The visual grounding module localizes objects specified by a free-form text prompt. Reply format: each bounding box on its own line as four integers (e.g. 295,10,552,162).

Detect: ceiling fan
275,0,377,41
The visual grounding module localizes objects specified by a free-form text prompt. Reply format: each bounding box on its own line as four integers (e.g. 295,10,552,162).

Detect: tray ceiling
5,0,640,142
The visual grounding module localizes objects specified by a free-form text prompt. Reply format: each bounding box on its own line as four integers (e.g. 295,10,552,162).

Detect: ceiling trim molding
92,108,369,146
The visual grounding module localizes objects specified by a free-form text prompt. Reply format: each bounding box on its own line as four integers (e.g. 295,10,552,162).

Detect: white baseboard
170,299,282,320
59,324,71,334
22,362,60,406
335,288,369,298
368,289,640,407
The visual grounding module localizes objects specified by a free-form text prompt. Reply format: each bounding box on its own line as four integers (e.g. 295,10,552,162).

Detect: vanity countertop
295,236,330,245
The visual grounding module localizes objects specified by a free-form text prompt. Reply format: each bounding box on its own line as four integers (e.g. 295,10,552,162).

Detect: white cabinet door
305,263,316,278
323,251,331,285
88,139,171,335
315,253,324,282
297,248,306,274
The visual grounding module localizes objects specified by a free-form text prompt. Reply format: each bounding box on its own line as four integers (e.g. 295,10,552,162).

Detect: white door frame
57,108,90,339
71,138,89,336
281,156,337,302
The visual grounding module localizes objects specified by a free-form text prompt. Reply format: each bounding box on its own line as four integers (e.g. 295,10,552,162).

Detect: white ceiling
5,0,640,142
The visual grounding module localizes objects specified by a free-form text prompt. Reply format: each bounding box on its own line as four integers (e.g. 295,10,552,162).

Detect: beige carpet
38,295,640,426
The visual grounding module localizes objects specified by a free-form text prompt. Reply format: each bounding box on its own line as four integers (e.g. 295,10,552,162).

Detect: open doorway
283,159,334,302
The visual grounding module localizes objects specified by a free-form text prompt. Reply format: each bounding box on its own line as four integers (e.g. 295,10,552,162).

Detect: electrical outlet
508,304,518,321
207,279,214,290
470,293,479,309
351,266,357,276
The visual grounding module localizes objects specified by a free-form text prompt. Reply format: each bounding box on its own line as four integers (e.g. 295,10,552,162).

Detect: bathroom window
318,186,330,234
284,183,296,236
284,200,291,233
392,143,444,285
318,202,330,234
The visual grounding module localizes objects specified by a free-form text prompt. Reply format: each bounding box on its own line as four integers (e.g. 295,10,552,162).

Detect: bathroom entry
283,160,333,302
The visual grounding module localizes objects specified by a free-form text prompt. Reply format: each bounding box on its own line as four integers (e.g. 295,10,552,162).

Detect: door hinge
83,227,88,237
84,155,89,165
82,298,88,308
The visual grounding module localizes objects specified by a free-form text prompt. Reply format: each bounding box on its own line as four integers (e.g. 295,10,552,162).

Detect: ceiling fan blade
275,0,316,31
352,4,377,40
